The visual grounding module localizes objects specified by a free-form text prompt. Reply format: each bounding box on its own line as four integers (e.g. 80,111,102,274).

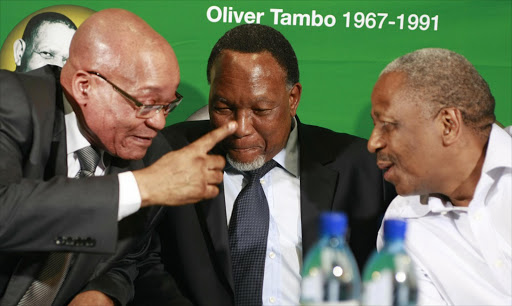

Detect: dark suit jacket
150,120,396,306
0,66,181,305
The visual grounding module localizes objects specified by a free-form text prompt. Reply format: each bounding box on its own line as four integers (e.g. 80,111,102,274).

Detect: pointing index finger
194,121,237,152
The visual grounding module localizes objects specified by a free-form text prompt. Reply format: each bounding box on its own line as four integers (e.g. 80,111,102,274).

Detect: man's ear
289,82,302,117
438,107,462,146
13,39,26,66
71,71,93,106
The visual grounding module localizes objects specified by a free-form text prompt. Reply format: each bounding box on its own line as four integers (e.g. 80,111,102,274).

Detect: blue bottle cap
320,212,348,237
384,219,407,241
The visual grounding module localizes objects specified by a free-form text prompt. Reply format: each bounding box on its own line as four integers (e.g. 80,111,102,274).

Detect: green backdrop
1,0,510,139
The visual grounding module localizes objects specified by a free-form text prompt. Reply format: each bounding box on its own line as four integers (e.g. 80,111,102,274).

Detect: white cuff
117,171,142,221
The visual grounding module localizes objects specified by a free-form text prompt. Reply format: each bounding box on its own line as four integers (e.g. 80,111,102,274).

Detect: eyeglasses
87,71,183,119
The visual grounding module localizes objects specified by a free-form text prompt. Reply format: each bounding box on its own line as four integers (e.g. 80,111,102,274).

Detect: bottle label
362,269,393,305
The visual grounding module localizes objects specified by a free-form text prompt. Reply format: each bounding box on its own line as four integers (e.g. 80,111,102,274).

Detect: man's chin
394,183,420,196
227,154,266,171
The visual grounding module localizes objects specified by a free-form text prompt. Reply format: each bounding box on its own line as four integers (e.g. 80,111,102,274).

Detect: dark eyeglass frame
86,71,182,118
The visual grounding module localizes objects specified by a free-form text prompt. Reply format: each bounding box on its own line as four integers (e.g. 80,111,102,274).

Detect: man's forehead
217,50,280,69
376,71,408,93
214,51,286,83
371,73,413,116
36,21,70,35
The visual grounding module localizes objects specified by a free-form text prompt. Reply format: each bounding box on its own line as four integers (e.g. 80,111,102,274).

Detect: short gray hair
382,48,495,132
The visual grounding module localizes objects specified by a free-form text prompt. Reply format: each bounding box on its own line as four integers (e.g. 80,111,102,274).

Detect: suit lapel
195,184,234,293
298,122,339,255
45,88,67,178
191,126,234,293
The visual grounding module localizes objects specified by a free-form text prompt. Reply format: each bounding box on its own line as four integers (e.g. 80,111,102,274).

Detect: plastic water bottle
362,219,418,306
301,212,361,305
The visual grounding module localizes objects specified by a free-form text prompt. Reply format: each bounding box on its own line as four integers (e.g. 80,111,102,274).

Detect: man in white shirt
0,8,235,306
368,48,511,305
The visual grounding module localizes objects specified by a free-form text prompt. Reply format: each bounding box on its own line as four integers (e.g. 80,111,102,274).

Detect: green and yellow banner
1,0,510,138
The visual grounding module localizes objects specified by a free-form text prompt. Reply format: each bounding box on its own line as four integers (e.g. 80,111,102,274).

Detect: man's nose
367,128,384,153
234,111,253,137
146,110,166,131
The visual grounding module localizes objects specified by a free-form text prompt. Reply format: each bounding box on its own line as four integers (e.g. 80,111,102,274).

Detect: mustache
376,152,397,164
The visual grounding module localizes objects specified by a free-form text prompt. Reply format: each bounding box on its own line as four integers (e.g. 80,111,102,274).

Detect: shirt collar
425,195,468,213
63,93,91,154
273,116,299,178
480,123,512,177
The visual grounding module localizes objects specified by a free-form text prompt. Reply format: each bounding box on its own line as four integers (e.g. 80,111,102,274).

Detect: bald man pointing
0,9,234,306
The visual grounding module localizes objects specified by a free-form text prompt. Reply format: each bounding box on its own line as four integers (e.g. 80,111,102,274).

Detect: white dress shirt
224,118,302,305
377,124,512,305
63,96,141,221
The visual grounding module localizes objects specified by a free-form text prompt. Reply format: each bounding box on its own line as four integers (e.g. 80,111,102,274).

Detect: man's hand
134,121,237,207
69,290,114,306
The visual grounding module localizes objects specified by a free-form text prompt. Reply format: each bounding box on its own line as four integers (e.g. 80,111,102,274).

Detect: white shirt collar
63,94,91,154
480,123,512,177
273,116,299,178
426,196,468,213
